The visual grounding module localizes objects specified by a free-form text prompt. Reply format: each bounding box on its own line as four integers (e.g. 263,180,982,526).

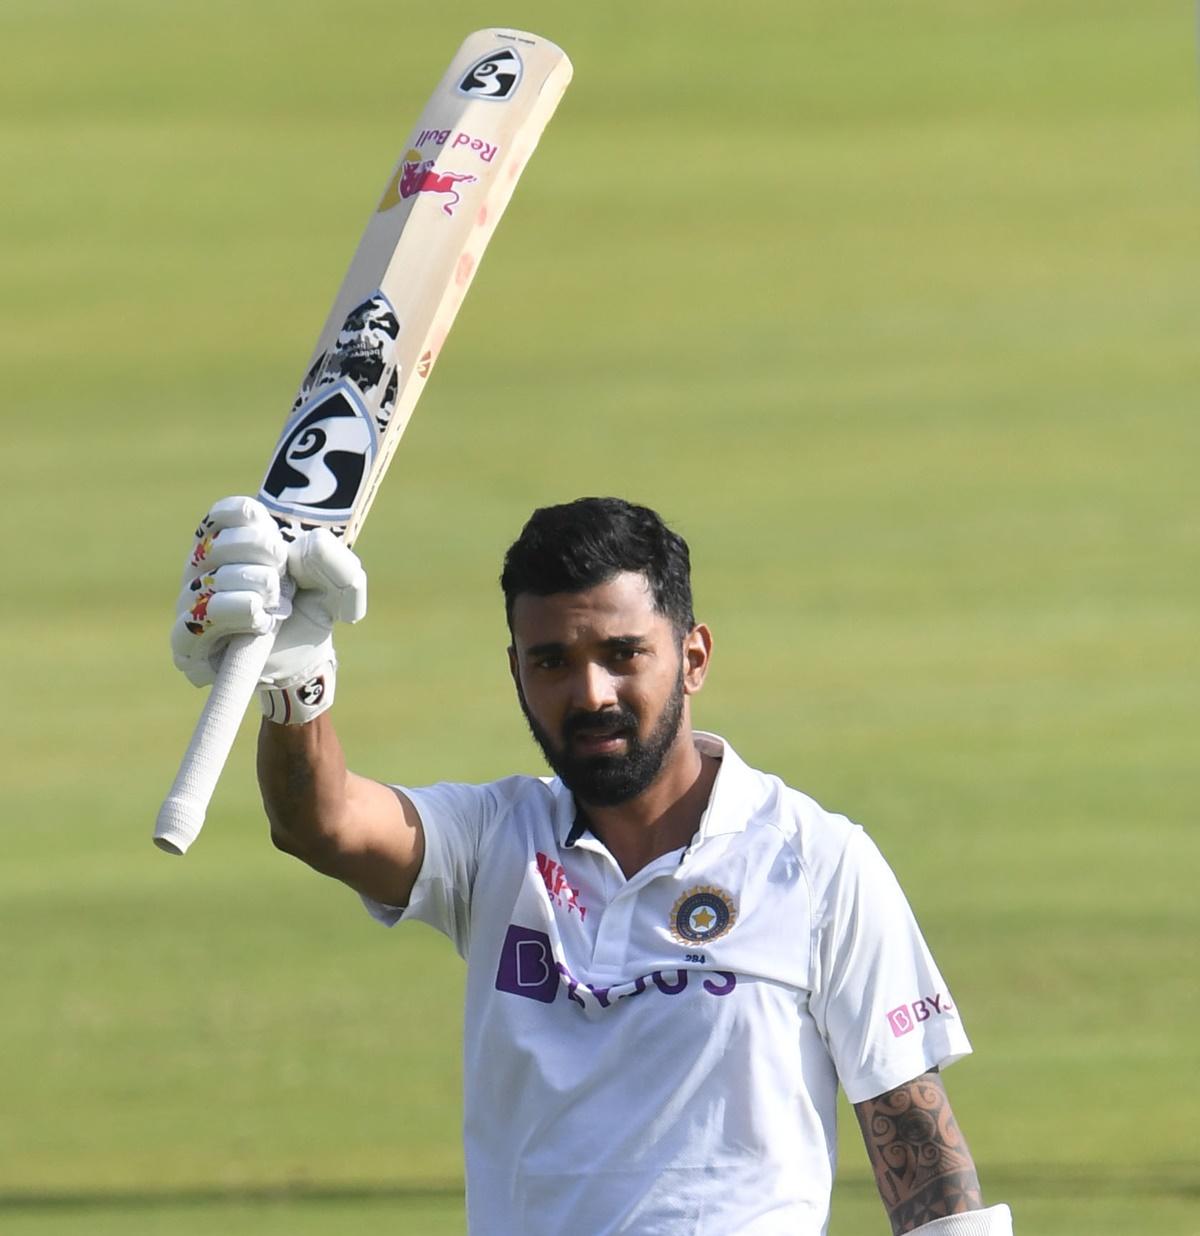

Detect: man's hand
170,496,367,724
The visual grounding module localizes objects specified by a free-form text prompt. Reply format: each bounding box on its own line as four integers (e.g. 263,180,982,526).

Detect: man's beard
517,667,686,807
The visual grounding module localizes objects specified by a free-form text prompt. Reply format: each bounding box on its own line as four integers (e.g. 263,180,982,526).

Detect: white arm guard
912,1205,1013,1235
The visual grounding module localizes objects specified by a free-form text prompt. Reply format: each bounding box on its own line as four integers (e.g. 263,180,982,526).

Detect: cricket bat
155,29,572,855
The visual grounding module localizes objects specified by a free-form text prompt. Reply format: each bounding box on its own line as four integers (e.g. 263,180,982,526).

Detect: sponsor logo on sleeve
886,993,955,1037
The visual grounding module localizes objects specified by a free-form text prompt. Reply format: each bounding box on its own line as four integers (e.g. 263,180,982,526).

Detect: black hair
501,497,695,637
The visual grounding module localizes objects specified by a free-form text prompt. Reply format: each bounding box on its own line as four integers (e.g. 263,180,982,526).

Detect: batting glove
170,496,366,724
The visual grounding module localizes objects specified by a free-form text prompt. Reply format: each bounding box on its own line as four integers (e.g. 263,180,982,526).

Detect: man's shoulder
485,771,563,818
707,734,860,869
754,774,859,863
411,770,559,811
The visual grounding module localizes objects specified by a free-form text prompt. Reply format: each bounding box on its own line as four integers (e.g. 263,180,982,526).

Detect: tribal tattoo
853,1071,983,1234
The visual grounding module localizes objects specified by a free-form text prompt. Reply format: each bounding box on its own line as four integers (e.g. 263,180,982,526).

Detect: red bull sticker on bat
377,149,477,217
413,128,500,164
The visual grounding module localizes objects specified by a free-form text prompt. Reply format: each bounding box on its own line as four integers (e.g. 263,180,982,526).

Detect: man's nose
570,661,619,713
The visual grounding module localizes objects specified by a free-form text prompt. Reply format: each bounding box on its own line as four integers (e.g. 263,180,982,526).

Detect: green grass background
3,0,1196,1232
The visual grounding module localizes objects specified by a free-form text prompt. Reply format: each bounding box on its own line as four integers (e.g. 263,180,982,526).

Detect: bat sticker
318,293,400,396
291,290,402,416
264,291,400,529
457,47,522,100
261,382,378,522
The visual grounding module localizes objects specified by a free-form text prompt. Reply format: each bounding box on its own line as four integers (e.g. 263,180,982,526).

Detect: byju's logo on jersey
457,46,522,100
494,925,737,1015
670,886,737,945
886,994,955,1037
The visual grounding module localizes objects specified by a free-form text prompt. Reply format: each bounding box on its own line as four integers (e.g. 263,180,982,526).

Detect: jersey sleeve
808,827,972,1104
359,779,497,956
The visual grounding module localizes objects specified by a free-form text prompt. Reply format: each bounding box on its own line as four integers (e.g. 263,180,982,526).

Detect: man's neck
578,731,720,879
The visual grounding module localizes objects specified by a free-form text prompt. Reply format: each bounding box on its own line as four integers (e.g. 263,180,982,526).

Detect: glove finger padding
172,497,290,687
170,501,366,721
286,530,367,625
185,496,288,579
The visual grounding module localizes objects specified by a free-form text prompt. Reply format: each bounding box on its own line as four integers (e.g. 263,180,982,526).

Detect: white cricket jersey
363,733,971,1235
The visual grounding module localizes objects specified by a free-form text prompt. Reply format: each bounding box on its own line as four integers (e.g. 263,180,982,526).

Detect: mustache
562,706,637,741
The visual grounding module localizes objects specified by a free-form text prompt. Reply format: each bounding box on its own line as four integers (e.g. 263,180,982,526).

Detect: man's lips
565,720,632,755
569,732,628,755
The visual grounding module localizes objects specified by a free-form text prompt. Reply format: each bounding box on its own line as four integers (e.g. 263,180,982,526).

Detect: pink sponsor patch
887,993,955,1037
887,1005,915,1037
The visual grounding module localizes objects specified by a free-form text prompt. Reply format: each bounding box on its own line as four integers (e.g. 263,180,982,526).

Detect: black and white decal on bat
261,385,376,523
289,292,402,420
457,47,522,100
318,294,400,394
262,290,403,527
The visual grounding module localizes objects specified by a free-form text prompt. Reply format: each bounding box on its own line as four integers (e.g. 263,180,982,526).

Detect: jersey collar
554,731,751,849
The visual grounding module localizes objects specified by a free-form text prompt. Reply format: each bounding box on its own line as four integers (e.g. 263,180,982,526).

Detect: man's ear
507,645,519,686
682,623,713,695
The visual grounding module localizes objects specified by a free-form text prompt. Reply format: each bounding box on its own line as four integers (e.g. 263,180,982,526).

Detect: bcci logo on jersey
669,886,737,945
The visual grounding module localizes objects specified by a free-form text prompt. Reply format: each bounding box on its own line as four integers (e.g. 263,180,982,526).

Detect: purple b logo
495,925,559,1004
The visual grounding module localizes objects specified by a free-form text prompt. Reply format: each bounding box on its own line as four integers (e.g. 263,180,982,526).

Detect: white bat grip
154,629,277,854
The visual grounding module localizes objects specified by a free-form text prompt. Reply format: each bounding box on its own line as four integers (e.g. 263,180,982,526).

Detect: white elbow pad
912,1205,1013,1236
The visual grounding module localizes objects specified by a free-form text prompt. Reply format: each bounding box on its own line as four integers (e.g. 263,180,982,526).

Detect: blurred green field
2,0,1196,1232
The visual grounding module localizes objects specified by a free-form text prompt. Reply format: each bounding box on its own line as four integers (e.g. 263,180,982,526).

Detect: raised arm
171,496,424,905
853,1071,1011,1235
258,714,424,906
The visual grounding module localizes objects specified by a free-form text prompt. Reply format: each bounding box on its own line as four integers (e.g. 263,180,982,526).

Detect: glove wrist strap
258,657,337,725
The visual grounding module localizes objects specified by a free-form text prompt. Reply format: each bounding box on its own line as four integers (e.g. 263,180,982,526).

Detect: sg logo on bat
260,384,378,524
457,47,523,100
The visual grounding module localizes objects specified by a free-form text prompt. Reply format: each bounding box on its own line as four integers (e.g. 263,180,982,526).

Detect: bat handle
154,629,276,855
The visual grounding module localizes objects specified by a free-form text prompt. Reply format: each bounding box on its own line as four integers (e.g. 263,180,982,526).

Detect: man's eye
534,656,564,670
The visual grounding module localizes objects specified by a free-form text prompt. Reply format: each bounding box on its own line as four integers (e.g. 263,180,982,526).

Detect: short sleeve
359,779,497,956
808,828,972,1104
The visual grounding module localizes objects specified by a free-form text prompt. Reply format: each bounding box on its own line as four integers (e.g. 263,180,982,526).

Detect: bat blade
155,29,571,855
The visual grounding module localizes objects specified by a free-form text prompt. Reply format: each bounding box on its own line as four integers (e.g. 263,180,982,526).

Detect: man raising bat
154,28,572,856
171,494,1015,1236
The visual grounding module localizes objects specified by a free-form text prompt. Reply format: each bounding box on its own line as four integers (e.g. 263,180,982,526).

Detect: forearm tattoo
281,745,316,802
854,1073,983,1234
